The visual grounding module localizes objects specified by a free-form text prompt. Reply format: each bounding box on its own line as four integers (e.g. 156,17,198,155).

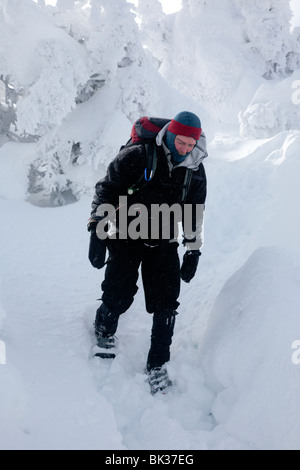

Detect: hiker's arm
90,146,145,221
182,163,207,251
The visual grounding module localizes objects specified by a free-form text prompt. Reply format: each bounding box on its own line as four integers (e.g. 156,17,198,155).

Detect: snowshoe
93,333,117,359
147,366,172,395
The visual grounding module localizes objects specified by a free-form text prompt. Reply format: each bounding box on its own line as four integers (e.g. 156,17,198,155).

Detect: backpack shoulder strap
127,143,158,195
181,168,193,202
144,143,158,181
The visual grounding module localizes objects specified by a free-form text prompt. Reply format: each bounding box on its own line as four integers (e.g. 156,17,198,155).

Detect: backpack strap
127,143,157,195
181,168,193,202
131,117,170,143
125,141,194,200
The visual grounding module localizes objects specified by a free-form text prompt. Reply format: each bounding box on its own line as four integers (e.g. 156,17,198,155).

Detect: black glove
180,250,201,283
88,229,107,269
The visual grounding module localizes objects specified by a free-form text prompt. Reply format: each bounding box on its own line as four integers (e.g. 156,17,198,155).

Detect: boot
93,303,119,359
146,309,177,394
147,366,173,395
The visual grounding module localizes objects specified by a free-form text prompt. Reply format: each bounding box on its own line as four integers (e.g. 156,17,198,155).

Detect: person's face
174,135,196,156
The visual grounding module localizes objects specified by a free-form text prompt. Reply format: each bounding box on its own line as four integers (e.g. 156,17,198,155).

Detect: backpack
123,116,193,201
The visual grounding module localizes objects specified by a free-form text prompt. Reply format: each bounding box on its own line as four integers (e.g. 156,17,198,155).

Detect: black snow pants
98,239,181,370
101,239,181,315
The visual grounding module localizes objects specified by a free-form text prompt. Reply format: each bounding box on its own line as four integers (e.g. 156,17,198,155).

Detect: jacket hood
156,122,208,170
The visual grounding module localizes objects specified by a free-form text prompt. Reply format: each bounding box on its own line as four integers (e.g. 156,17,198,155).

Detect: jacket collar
156,123,208,170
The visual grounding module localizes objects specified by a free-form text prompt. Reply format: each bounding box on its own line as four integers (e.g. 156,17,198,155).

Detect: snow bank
201,246,300,450
239,70,300,138
1,0,300,451
207,128,300,255
0,142,37,200
1,127,300,448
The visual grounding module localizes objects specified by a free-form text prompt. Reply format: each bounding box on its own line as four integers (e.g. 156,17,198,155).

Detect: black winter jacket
90,137,207,248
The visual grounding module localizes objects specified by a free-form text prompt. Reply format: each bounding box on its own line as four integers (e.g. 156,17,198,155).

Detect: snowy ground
1,129,300,450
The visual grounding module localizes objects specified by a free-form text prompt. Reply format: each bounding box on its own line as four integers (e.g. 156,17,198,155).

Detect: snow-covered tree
0,0,300,205
237,1,300,138
236,0,297,78
155,0,300,124
136,0,169,67
86,0,143,80
9,0,172,205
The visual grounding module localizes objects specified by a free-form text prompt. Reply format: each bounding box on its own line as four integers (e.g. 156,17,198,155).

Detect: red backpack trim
130,117,170,143
125,116,193,201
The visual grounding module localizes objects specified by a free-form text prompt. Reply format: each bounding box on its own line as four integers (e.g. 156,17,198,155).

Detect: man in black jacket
88,111,207,394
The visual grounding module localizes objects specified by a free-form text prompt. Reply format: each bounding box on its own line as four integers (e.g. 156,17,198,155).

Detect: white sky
42,0,182,14
42,1,299,25
163,0,300,24
290,0,300,27
43,0,182,13
160,0,181,14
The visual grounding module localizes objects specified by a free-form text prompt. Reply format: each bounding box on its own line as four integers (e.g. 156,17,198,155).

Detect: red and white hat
168,111,202,141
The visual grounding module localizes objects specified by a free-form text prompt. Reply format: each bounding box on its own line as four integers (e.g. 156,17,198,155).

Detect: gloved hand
88,229,107,269
180,250,201,283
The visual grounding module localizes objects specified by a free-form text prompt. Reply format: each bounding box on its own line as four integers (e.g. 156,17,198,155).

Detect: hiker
87,111,207,394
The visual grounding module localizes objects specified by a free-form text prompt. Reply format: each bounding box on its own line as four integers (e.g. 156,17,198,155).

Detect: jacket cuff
87,218,98,232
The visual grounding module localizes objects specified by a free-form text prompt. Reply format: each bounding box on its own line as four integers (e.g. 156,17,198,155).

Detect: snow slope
1,125,300,450
1,0,300,452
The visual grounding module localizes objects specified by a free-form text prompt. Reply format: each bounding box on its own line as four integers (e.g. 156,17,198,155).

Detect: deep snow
1,127,300,450
1,0,300,452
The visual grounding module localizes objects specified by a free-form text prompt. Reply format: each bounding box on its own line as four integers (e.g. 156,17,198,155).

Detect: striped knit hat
165,111,202,163
168,111,202,141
